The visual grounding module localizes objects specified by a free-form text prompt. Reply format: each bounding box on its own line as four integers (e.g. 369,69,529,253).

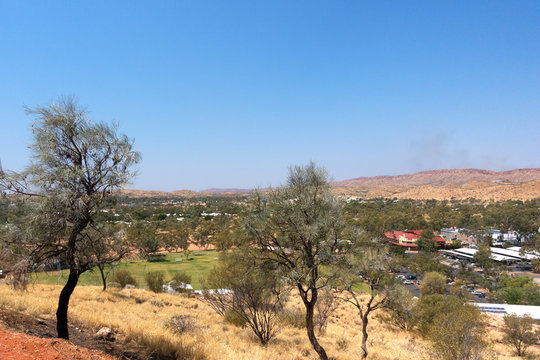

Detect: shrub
502,314,539,357
315,289,336,334
171,272,192,286
145,271,165,293
420,272,447,296
203,251,285,345
412,294,464,336
335,336,349,351
383,283,415,330
280,308,306,329
111,269,137,288
224,309,247,327
165,315,198,334
427,303,488,360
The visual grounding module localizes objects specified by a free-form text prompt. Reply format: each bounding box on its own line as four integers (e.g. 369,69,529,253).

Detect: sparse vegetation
502,314,539,357
111,269,137,288
145,271,165,293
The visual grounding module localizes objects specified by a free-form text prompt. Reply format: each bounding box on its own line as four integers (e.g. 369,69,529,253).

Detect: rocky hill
333,168,540,200
117,168,540,201
333,168,540,187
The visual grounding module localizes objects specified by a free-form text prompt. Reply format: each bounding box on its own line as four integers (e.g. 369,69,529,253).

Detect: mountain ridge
119,168,540,200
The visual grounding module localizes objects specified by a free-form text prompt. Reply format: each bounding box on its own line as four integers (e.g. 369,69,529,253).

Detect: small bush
280,308,306,329
145,271,165,293
111,270,137,288
224,309,247,327
170,272,193,293
336,336,349,351
165,315,198,334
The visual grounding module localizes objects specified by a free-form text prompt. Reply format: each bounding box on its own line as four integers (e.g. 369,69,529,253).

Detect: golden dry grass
0,284,536,360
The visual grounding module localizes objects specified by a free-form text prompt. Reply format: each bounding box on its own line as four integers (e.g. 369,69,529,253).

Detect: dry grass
0,284,535,360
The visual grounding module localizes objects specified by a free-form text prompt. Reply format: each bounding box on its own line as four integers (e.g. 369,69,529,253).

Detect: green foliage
417,228,437,252
111,269,137,288
280,308,307,329
383,283,415,330
224,309,248,327
128,222,161,259
412,294,465,336
407,253,452,279
412,294,488,360
171,271,192,285
449,239,462,249
502,314,539,357
496,275,540,305
420,272,447,296
473,242,493,269
145,271,165,293
203,250,285,345
427,302,488,360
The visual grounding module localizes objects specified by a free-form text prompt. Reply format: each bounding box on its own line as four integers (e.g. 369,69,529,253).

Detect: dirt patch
0,309,139,360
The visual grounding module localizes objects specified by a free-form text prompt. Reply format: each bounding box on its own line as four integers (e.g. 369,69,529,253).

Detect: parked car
403,280,414,285
405,274,416,280
472,290,486,298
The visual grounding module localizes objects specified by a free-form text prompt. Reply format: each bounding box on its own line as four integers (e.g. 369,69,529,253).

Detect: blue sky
1,1,539,190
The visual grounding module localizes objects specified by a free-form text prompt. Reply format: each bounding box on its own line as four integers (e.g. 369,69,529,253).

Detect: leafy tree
502,314,539,357
383,282,415,330
420,271,447,296
0,98,139,339
127,222,161,259
417,228,437,252
244,163,343,360
427,302,488,360
496,275,540,305
473,242,492,269
86,223,131,290
412,294,464,336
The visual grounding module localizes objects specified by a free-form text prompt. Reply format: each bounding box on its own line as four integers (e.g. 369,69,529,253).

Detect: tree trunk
361,313,369,359
300,286,328,360
56,269,79,339
98,265,107,291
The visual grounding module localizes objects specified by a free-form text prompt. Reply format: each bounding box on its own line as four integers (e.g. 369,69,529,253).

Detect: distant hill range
120,168,540,201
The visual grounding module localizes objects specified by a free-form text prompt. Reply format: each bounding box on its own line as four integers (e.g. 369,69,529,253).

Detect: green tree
428,302,488,360
417,228,437,252
0,98,139,339
244,163,343,360
420,271,447,296
502,314,539,357
127,222,161,259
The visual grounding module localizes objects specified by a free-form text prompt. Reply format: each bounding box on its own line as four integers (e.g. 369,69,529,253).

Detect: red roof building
383,230,446,251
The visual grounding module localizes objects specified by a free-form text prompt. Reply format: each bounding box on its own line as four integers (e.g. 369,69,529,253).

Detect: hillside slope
117,168,540,201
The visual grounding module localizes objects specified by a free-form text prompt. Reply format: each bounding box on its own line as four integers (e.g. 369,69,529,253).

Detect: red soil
0,328,117,360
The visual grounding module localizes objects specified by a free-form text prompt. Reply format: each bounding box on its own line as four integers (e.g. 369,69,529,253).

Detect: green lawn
33,250,219,290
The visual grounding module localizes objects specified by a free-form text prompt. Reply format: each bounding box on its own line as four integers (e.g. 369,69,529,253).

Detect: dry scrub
0,284,535,360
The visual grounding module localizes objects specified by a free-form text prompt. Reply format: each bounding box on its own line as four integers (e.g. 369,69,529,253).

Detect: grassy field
32,250,218,290
0,284,533,360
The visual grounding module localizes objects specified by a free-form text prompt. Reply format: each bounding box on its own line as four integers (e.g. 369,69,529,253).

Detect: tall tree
244,163,343,360
0,98,139,339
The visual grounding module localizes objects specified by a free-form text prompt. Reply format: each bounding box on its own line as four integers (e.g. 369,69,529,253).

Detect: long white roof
491,247,540,261
474,303,540,320
451,248,516,262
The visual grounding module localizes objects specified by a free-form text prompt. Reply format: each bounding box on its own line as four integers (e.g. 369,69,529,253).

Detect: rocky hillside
117,168,540,201
333,168,540,187
333,169,540,200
